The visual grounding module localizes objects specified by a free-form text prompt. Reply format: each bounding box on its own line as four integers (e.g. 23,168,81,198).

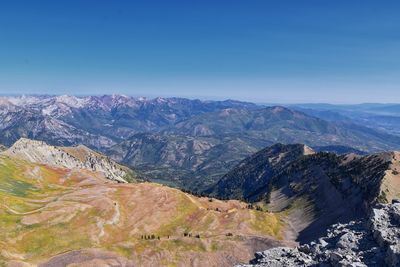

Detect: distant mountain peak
54,95,88,108
269,106,289,113
303,144,315,155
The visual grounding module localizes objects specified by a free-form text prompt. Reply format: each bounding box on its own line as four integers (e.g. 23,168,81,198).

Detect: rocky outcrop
238,201,400,267
207,143,314,201
369,201,400,267
2,138,139,183
210,146,400,243
0,144,6,152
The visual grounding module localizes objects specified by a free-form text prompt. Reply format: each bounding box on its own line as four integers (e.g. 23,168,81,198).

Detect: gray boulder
237,202,400,267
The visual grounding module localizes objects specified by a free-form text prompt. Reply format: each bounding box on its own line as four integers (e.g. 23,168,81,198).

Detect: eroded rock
237,201,400,267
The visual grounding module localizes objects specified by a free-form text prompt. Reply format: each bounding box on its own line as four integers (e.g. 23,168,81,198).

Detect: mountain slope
291,103,400,137
267,151,399,242
106,107,400,192
107,133,271,190
313,145,367,155
207,144,314,201
168,106,400,152
0,151,290,267
238,201,400,267
169,107,336,136
2,138,139,183
107,106,400,191
0,106,114,148
208,144,400,242
2,95,400,154
3,95,400,194
0,95,257,149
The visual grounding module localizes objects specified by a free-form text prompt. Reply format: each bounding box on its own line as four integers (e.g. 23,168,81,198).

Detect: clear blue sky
0,0,399,103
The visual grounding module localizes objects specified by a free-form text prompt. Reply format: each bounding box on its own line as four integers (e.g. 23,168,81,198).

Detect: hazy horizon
1,93,400,106
1,1,399,103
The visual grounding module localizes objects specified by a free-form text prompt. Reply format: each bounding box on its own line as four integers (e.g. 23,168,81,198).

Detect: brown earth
0,155,291,267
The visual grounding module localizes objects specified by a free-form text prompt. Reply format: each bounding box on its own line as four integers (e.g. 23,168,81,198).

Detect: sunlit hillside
0,155,289,267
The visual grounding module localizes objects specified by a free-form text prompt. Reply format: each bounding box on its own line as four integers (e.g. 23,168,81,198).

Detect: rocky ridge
208,144,400,243
1,138,138,183
207,143,314,201
237,201,400,267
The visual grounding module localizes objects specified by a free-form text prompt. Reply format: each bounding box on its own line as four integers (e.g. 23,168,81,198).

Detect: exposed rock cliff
209,144,400,243
207,144,314,201
2,138,139,183
237,201,400,267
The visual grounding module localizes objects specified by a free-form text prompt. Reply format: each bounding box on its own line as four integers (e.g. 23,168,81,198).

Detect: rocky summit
237,201,400,267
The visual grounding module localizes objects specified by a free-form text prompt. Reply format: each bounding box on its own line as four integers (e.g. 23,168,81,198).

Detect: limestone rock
237,202,400,267
2,138,139,183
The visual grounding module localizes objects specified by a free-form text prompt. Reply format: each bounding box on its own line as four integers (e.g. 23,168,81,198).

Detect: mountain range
2,95,400,192
0,95,257,148
290,103,400,137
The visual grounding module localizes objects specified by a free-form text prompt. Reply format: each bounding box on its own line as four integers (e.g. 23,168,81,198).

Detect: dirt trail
97,201,120,238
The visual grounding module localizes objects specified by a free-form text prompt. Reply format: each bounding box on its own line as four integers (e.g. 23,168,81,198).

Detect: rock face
2,138,139,183
209,145,400,242
369,202,400,267
207,144,314,201
238,201,400,267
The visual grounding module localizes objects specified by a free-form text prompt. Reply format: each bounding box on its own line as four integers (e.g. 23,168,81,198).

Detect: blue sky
0,0,399,103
